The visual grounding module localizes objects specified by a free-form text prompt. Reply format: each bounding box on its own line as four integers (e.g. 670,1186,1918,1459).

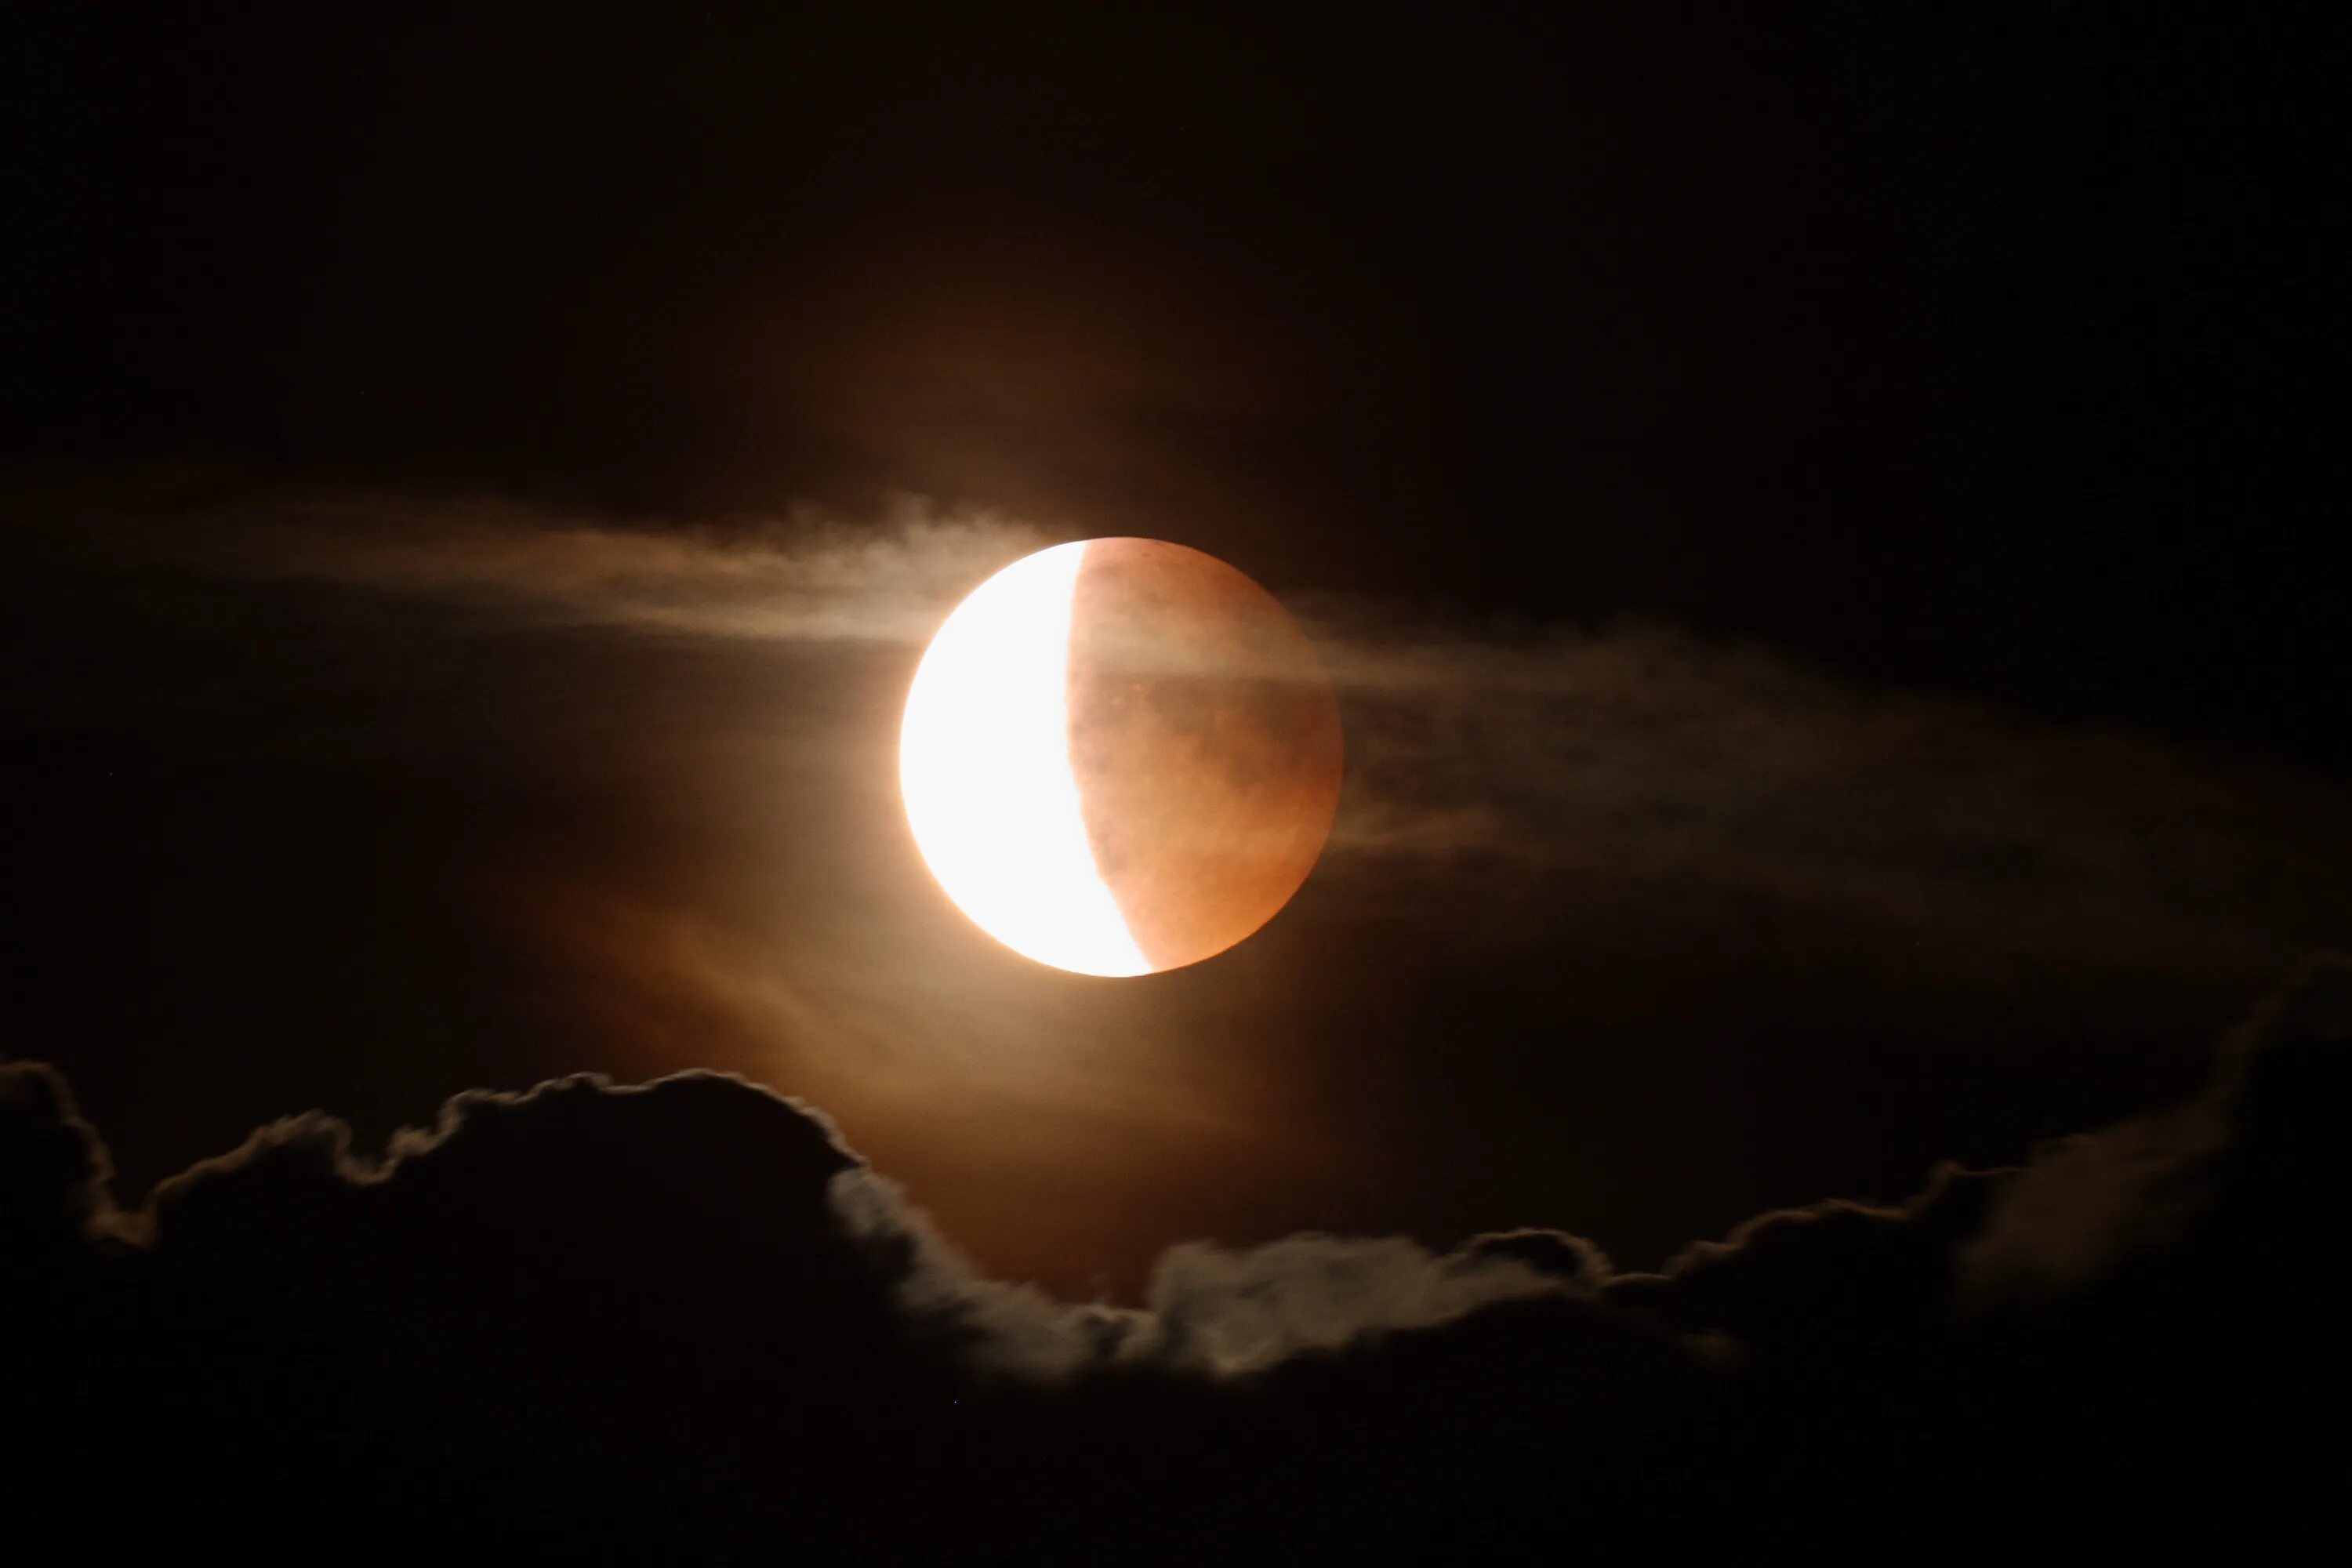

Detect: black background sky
2,9,2345,1552
5,4,2343,1283
7,4,2333,759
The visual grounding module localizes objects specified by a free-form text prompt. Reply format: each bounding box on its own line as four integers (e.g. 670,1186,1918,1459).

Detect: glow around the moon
900,538,1342,976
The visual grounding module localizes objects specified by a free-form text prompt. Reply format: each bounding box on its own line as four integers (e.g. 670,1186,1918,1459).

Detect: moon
900,538,1343,976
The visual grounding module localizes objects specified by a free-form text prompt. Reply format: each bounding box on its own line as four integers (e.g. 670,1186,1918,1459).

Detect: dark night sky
2,5,2343,1556
6,5,2332,764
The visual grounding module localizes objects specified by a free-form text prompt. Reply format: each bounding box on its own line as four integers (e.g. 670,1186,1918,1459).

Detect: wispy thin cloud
76,488,1054,644
45,484,2352,982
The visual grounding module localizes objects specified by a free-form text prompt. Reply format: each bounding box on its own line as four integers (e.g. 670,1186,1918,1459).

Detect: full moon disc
900,538,1343,975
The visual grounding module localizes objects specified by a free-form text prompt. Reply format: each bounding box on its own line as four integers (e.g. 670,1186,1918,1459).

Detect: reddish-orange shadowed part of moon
1065,539,1343,971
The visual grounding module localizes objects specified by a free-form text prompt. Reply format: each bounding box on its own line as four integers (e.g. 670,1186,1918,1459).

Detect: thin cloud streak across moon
42,490,2346,987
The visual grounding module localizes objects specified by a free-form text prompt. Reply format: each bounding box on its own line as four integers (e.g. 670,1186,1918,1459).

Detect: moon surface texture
900,539,1343,976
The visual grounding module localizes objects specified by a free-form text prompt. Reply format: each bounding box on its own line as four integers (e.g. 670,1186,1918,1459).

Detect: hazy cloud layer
1304,602,2351,975
38,486,2347,988
13,485,2346,1292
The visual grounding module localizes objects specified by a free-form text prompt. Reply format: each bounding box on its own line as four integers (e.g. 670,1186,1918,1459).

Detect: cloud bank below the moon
5,956,2343,1555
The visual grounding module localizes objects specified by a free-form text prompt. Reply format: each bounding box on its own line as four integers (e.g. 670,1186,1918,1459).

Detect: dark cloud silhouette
1964,949,2352,1301
1603,1160,2011,1356
0,1062,113,1258
5,959,2341,1558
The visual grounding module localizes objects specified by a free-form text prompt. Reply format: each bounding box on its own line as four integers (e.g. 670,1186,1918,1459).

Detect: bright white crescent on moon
900,538,1343,976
